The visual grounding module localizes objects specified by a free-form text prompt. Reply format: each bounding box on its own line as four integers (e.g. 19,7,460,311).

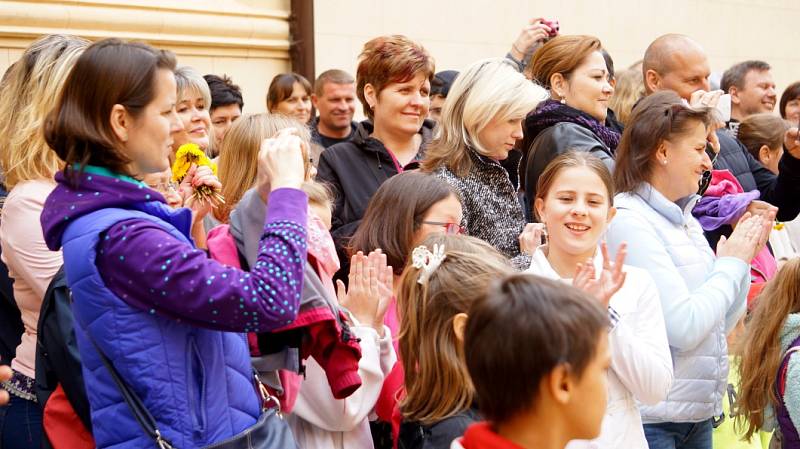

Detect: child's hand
572,242,627,309
337,250,394,336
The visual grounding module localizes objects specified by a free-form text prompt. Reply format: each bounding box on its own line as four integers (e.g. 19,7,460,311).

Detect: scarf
525,100,621,151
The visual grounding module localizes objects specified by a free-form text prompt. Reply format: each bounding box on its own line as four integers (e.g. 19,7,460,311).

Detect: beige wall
0,0,292,114
315,0,800,120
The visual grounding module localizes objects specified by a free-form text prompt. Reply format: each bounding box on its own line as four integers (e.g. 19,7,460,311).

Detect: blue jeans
0,394,43,449
644,419,714,449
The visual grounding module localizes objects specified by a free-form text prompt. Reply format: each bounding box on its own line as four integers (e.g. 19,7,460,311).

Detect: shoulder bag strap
86,334,176,449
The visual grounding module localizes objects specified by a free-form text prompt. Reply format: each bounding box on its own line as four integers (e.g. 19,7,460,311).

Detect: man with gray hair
310,69,357,148
720,60,777,126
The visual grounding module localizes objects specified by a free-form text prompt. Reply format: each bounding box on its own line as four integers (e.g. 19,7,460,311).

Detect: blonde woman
608,68,645,126
421,58,548,269
0,34,87,449
172,66,214,157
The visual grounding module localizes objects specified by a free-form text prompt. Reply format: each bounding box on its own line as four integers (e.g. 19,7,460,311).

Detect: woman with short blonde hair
172,66,215,156
422,58,547,269
0,33,87,448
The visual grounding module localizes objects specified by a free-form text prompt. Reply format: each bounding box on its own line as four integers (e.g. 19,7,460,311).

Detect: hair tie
412,244,446,284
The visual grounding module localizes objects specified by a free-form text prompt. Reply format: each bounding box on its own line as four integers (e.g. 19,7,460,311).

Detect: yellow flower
171,143,217,181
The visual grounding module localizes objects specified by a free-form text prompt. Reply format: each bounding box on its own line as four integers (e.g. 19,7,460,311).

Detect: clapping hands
572,242,627,308
336,249,394,337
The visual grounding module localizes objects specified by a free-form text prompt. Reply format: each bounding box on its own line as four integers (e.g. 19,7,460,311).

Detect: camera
541,19,560,37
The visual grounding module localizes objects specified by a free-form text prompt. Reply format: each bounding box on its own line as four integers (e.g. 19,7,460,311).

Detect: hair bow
412,243,446,284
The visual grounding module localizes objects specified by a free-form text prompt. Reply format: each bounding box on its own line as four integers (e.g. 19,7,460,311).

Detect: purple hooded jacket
40,167,307,447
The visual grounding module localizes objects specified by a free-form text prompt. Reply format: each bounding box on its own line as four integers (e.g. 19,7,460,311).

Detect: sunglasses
698,146,720,196
422,221,465,235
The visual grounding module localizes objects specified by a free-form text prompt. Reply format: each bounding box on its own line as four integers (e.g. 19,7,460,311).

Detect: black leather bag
89,335,297,449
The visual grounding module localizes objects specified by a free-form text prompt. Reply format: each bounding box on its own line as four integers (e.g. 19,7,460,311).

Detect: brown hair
314,69,354,96
738,113,790,161
0,34,88,189
398,234,512,424
613,90,712,193
464,274,608,424
348,171,458,275
214,113,313,223
608,68,645,126
720,60,771,93
526,35,602,88
534,151,614,220
356,35,435,120
44,38,176,178
736,259,800,439
266,72,312,112
779,81,800,120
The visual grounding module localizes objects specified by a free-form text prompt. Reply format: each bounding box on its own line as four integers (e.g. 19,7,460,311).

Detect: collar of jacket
466,146,504,170
632,183,700,226
351,119,435,156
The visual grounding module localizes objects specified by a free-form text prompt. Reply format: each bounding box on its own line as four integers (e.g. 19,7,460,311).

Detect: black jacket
316,119,435,274
522,122,615,221
715,130,800,222
703,130,800,247
398,408,480,449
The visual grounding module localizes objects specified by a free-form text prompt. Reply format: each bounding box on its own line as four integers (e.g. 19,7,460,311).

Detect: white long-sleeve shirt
526,247,673,449
288,323,396,449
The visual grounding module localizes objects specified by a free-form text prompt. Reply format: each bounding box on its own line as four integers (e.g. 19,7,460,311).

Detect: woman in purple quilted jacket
39,38,308,448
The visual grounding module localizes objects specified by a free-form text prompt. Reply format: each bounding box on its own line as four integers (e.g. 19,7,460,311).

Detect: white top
288,323,396,449
0,179,62,377
526,247,673,449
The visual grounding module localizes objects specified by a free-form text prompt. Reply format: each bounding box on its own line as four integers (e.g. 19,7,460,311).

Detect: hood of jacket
41,167,192,252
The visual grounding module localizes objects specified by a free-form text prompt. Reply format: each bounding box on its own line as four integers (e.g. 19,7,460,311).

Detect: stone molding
0,0,291,58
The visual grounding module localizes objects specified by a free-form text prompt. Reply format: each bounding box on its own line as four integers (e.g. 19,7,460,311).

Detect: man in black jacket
642,34,800,237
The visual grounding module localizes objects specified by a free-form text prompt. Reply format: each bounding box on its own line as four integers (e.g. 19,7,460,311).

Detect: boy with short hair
456,274,611,449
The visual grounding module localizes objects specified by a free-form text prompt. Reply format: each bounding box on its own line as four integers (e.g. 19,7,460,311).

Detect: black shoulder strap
86,335,176,449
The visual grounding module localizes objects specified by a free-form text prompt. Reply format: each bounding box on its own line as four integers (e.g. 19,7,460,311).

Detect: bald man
643,34,800,226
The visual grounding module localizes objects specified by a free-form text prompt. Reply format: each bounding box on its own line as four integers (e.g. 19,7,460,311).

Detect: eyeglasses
149,181,179,195
422,221,465,235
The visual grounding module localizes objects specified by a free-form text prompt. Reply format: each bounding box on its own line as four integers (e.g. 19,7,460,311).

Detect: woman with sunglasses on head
421,58,548,270
521,35,618,222
347,171,463,448
605,90,773,449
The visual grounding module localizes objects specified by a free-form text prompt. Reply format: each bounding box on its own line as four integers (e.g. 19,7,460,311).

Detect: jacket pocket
186,335,208,434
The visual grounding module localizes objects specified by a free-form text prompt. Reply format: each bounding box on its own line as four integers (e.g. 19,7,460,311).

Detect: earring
560,97,566,105
662,159,668,165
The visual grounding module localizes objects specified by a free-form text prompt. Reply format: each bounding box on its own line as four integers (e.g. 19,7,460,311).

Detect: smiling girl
525,151,672,449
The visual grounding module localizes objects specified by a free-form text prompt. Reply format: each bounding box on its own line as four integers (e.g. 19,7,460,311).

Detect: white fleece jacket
526,247,673,449
287,324,396,449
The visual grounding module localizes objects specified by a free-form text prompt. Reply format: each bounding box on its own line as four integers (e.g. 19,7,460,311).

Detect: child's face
567,332,611,441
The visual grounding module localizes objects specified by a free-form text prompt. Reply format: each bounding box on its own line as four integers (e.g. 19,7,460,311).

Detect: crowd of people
0,17,799,449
